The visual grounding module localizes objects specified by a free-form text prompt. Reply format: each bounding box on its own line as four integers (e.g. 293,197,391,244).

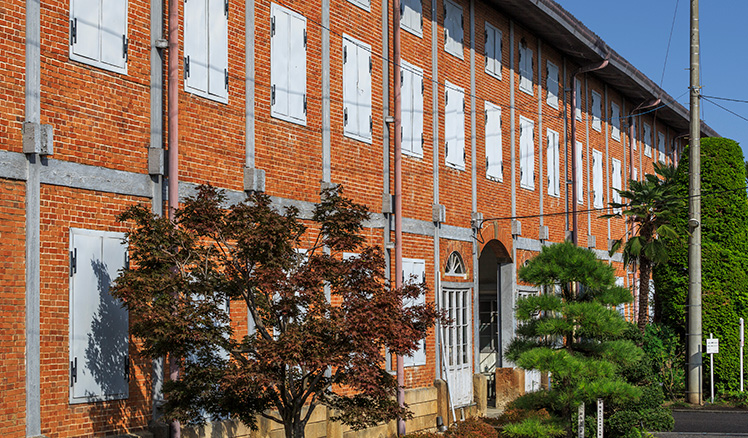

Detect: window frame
519,115,535,190
444,0,464,59
518,41,533,95
484,22,502,80
401,60,424,158
547,128,560,198
611,102,621,141
69,0,129,75
184,0,229,103
403,258,427,367
546,61,559,109
445,81,466,170
400,0,422,37
591,91,602,132
484,101,503,182
270,3,307,125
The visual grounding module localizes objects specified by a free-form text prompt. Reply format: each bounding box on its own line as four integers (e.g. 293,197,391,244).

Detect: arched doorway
478,240,512,405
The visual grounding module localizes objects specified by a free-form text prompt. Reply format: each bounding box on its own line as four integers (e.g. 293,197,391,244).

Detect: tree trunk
637,259,652,332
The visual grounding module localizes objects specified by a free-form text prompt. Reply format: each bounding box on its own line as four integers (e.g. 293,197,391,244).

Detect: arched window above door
445,251,466,276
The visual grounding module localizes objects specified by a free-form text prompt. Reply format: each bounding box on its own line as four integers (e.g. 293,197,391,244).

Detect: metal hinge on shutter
421,79,423,94
224,0,229,16
344,108,348,125
400,126,403,141
123,35,129,61
501,161,504,173
303,29,307,48
124,356,130,381
421,133,424,147
70,358,77,386
343,46,347,63
271,85,275,105
369,116,372,133
445,142,448,156
303,94,307,113
445,91,448,105
485,110,488,123
184,56,190,78
70,19,77,44
400,70,403,85
400,1,404,15
369,57,372,73
271,16,275,36
225,69,229,90
69,249,77,276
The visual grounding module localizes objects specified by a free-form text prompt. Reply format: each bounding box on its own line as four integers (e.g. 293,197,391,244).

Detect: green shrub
501,417,565,438
655,137,748,392
641,324,685,400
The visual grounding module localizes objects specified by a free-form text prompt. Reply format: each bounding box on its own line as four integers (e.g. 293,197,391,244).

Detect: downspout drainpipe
393,0,404,435
167,0,180,435
570,57,608,245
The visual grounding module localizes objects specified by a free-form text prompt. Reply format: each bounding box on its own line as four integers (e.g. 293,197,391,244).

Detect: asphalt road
670,409,748,434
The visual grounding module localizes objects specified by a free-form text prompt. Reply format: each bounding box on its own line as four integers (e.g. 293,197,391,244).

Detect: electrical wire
702,96,748,124
660,0,680,88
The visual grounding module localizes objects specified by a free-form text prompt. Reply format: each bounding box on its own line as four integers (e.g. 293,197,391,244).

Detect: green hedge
654,137,748,392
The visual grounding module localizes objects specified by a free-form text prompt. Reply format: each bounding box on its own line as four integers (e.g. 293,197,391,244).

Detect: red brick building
0,0,716,436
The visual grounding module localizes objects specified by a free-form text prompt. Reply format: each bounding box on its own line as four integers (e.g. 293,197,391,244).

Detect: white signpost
578,403,585,438
597,398,604,438
741,318,744,392
706,334,719,403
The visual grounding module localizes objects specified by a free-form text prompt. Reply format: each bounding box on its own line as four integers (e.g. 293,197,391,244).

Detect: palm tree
604,163,683,332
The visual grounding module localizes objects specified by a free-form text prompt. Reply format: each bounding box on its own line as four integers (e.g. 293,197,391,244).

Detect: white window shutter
401,0,422,36
208,0,229,98
343,38,355,135
485,102,502,181
546,62,559,109
70,230,129,403
591,92,602,132
357,43,372,141
643,123,652,157
71,0,101,61
611,103,621,141
270,5,288,117
519,46,533,94
101,0,128,69
593,149,603,208
576,141,583,204
658,132,666,163
401,62,414,155
547,129,559,197
413,75,424,156
444,1,462,58
288,13,306,123
445,82,465,170
612,158,622,212
519,116,534,189
575,78,582,121
185,0,208,93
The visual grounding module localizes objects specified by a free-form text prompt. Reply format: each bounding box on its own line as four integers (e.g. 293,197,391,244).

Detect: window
592,149,604,208
547,128,560,197
445,81,465,170
401,60,424,157
611,102,621,141
574,78,583,121
69,0,128,74
343,35,372,143
484,23,502,80
445,251,466,276
185,0,229,102
615,277,625,316
444,0,463,59
271,3,307,125
347,0,370,11
401,0,422,36
591,91,602,132
657,132,666,163
633,166,638,181
69,228,129,404
519,116,535,190
546,61,559,109
518,40,533,95
485,101,503,181
643,123,652,157
576,141,583,204
632,119,637,150
611,158,622,213
403,258,426,367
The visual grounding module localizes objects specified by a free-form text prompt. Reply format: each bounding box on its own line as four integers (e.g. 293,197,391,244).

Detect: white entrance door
442,288,473,407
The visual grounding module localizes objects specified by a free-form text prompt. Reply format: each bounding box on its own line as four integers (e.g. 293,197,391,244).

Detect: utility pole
687,0,703,405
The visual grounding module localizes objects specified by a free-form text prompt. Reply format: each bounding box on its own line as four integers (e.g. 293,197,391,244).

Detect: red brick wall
0,180,26,436
0,0,25,154
39,185,151,438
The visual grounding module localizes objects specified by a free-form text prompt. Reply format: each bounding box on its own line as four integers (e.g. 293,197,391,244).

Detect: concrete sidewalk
652,409,748,437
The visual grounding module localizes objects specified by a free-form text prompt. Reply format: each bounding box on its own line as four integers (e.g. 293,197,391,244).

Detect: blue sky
558,0,748,161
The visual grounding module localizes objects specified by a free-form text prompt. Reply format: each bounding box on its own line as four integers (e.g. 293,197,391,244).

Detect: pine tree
505,242,642,438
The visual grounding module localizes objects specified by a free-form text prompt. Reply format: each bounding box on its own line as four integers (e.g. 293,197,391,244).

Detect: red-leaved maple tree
112,185,439,438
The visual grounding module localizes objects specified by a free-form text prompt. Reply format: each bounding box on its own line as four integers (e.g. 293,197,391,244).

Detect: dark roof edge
528,0,719,138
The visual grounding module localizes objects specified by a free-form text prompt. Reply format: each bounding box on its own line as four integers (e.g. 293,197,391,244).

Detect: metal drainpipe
167,0,180,434
569,58,608,245
392,0,405,434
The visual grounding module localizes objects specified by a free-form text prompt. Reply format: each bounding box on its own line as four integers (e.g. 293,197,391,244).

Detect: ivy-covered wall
655,137,748,392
